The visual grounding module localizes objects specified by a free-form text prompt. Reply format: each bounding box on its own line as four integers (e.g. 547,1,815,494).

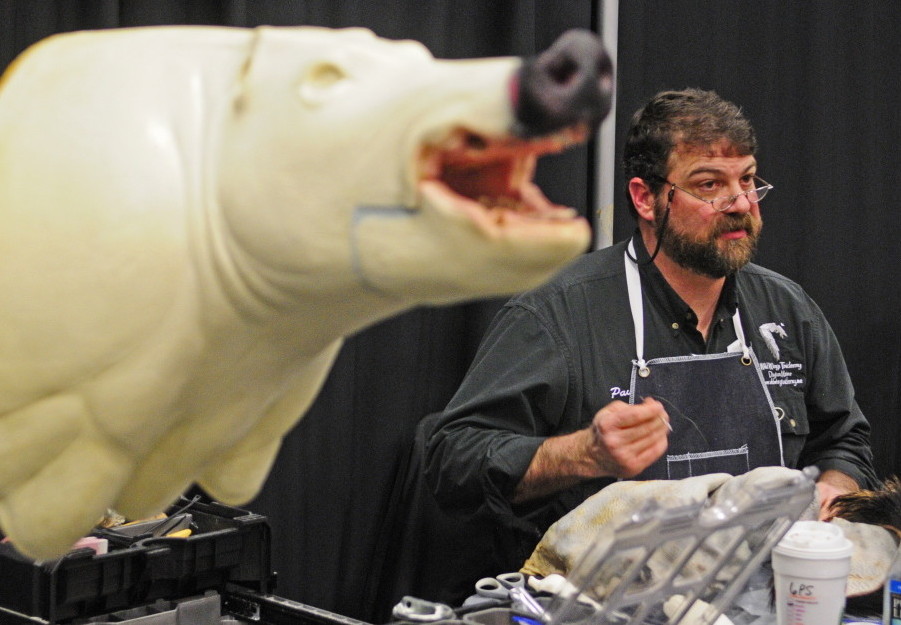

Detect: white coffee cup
771,520,854,625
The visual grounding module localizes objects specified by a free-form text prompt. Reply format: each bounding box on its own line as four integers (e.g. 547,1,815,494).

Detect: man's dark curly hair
622,88,757,217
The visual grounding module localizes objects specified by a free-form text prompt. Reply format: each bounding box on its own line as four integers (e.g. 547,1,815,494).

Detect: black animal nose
513,29,614,138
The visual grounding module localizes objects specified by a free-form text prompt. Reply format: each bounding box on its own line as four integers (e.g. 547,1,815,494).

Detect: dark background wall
2,1,898,622
612,1,901,486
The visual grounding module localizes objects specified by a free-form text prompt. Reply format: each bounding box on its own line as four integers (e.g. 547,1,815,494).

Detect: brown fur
830,476,901,614
831,476,901,535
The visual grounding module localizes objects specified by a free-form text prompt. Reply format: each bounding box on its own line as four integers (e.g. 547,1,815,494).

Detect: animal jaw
420,125,590,225
352,126,595,302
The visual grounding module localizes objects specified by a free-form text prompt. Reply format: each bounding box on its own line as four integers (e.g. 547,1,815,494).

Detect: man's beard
654,202,762,278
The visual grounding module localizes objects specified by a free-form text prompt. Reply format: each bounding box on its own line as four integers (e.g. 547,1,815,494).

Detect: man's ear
628,177,657,223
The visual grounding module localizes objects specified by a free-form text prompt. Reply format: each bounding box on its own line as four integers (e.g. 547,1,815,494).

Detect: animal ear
298,61,349,108
232,27,354,111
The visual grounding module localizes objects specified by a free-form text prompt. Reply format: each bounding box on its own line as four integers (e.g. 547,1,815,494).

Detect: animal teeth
478,195,528,212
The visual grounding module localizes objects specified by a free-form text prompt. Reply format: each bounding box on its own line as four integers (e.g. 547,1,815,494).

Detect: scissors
474,572,526,599
475,572,545,617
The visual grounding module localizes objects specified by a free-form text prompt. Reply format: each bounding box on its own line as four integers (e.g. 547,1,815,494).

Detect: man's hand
513,398,670,503
816,469,859,520
587,397,671,477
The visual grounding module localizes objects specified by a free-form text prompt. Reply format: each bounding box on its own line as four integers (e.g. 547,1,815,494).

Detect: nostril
548,56,580,87
464,132,488,150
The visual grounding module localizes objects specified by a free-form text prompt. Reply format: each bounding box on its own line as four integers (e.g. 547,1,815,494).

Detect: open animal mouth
419,125,591,228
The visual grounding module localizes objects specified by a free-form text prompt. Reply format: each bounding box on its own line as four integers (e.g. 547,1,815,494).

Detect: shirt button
671,322,680,330
789,418,797,428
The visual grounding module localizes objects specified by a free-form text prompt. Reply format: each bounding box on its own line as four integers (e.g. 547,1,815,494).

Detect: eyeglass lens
712,183,771,211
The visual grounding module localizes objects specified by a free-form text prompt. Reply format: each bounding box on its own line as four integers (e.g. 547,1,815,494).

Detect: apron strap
625,238,751,370
732,309,752,364
624,241,648,373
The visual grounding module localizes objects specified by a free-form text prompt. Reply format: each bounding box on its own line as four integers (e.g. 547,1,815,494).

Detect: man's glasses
665,176,773,212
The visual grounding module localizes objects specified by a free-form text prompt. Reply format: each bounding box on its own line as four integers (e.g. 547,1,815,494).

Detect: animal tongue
423,126,589,219
441,157,519,203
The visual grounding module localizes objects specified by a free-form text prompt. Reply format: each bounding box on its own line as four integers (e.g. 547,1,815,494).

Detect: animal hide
523,468,901,615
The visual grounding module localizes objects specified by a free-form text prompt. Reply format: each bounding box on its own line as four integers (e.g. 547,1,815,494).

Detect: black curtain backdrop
2,1,899,622
613,1,901,486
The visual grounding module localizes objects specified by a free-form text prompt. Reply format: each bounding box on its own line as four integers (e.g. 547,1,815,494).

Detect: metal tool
509,586,545,617
474,572,526,600
391,596,455,622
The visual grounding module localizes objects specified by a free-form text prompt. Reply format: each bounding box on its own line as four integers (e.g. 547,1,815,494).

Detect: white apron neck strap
626,239,751,365
625,240,646,369
732,308,752,363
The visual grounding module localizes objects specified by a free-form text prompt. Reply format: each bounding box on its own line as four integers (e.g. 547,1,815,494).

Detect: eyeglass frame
660,175,773,212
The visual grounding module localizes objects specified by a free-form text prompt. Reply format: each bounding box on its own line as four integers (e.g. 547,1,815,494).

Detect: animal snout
513,29,614,138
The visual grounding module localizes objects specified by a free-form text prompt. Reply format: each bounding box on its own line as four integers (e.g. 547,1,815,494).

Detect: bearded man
423,88,877,578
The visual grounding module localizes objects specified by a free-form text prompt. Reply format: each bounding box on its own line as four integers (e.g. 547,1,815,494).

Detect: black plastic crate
0,592,232,625
0,540,169,623
0,497,275,624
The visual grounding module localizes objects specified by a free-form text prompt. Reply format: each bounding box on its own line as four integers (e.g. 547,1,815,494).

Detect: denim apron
625,241,784,480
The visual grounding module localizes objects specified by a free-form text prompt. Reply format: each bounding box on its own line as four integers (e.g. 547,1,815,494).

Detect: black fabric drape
3,1,899,623
614,1,901,485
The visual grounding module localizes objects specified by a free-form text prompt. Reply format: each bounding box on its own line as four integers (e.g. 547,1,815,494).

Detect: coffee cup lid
774,520,854,559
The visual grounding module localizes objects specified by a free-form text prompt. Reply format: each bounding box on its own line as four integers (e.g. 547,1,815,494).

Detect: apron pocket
665,445,751,479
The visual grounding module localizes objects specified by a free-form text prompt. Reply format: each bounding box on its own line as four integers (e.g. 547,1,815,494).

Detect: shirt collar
630,230,739,329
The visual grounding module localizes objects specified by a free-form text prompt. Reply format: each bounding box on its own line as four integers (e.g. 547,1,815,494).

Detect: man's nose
723,190,754,213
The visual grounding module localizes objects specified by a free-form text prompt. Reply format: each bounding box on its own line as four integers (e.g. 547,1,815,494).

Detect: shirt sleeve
424,300,573,519
798,302,878,489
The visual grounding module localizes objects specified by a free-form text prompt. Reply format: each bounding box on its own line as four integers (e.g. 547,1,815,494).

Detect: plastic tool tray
539,467,818,625
0,496,275,624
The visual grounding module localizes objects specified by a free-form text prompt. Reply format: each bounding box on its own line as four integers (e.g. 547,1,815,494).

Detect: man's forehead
672,137,750,158
668,140,756,174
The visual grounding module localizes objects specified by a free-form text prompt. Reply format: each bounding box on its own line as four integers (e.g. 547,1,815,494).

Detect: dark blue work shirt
425,234,876,564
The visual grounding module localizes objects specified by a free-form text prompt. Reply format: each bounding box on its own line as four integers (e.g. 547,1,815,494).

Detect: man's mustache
712,213,760,237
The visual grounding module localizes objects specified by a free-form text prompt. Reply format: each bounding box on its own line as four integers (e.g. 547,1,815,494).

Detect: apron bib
625,241,784,480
